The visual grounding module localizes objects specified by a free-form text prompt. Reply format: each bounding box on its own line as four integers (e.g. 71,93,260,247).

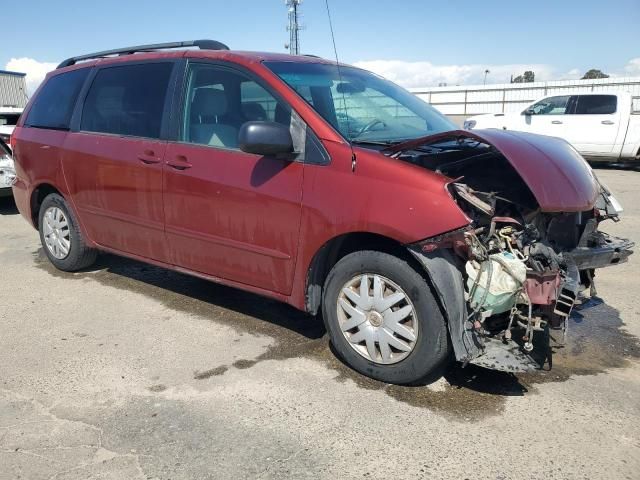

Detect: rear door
163,61,308,295
563,94,621,155
63,61,176,261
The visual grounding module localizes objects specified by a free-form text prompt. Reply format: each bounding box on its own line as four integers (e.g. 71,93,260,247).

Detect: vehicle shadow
590,162,640,172
0,196,18,215
78,252,327,342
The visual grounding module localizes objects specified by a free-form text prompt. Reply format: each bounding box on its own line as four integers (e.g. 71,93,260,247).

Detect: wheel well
30,184,61,229
305,232,416,315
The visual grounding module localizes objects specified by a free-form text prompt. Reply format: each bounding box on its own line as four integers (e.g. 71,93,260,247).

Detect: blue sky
5,0,640,92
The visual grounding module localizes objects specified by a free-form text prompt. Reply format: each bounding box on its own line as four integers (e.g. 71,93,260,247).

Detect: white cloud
4,58,58,95
353,60,559,88
353,59,638,88
624,58,640,76
560,68,582,80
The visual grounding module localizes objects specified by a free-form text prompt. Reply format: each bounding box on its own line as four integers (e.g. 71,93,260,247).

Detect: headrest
192,88,228,117
242,102,268,121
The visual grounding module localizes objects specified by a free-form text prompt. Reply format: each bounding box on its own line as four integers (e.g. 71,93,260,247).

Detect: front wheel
322,251,450,385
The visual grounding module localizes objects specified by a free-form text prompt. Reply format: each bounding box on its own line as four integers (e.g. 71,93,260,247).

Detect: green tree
581,69,609,80
511,71,536,83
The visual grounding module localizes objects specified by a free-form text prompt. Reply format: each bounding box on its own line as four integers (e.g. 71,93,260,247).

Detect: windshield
264,62,456,143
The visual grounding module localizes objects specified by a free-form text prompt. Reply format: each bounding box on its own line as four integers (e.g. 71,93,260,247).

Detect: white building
0,70,28,108
411,76,640,126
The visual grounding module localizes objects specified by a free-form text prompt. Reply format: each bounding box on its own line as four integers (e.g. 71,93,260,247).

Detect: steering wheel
353,119,386,139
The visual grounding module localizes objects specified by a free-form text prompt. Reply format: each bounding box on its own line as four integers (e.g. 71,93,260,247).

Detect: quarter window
25,68,90,130
81,63,173,139
574,95,617,115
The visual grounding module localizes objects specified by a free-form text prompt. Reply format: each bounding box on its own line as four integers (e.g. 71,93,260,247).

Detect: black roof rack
57,39,230,69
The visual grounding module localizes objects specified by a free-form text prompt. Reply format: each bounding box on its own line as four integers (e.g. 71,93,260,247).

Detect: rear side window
575,95,617,115
81,63,173,139
25,68,89,130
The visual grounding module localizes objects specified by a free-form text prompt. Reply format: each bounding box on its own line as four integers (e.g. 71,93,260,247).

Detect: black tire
322,250,450,385
38,193,97,271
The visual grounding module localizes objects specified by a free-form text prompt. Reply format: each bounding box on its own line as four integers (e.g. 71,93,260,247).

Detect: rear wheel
322,251,450,385
38,193,97,271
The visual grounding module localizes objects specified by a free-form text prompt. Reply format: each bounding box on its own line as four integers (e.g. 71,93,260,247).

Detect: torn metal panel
567,232,634,270
408,247,483,363
469,335,541,373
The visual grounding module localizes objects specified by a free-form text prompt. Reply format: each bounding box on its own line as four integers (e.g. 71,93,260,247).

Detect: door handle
551,120,563,124
601,120,615,125
166,156,193,170
137,149,161,165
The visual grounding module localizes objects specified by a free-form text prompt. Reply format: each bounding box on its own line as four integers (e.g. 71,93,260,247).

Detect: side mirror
523,108,535,116
239,121,294,157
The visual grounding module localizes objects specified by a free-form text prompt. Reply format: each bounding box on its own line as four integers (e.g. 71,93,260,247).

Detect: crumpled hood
386,129,600,212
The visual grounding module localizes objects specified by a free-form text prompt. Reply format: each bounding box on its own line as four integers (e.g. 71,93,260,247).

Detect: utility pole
285,0,303,55
484,69,490,86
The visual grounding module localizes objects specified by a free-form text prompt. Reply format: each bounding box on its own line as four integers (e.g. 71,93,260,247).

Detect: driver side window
527,95,571,115
180,63,328,164
182,64,293,149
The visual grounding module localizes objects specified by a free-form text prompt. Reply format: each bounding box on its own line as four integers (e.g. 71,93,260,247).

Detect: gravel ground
0,168,639,480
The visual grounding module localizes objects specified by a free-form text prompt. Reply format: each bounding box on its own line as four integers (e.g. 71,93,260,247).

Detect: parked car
464,92,640,162
11,40,633,384
0,106,23,145
0,137,15,197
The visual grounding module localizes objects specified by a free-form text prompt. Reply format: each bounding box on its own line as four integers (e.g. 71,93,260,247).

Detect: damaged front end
398,129,634,372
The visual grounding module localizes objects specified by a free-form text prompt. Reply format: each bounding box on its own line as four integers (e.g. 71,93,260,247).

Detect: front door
63,62,175,261
163,62,305,295
521,95,572,137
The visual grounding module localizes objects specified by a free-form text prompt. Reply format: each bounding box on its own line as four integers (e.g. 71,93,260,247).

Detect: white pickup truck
0,107,22,144
464,92,640,162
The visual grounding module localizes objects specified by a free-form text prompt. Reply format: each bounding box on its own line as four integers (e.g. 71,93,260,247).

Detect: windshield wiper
351,139,401,147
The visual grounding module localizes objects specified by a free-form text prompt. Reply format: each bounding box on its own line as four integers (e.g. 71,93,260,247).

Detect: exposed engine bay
394,131,634,372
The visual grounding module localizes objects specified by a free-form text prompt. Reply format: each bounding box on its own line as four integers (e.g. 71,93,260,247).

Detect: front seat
190,88,238,148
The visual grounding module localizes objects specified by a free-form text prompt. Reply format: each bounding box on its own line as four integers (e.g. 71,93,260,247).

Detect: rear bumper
566,233,634,270
10,179,34,226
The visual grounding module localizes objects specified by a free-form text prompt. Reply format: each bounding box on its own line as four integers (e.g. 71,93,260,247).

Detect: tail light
9,133,16,152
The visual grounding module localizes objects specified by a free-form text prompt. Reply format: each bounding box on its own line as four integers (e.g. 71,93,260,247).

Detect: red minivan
11,40,633,384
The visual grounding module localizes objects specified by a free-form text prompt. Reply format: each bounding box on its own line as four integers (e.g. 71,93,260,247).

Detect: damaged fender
408,247,483,363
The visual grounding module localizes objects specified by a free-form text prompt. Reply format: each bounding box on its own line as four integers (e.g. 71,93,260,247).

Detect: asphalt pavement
0,168,638,480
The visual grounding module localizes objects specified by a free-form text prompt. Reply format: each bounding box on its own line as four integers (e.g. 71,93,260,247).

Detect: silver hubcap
43,207,71,259
337,274,418,365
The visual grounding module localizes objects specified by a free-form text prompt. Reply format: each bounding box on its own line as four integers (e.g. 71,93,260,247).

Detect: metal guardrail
413,80,640,116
